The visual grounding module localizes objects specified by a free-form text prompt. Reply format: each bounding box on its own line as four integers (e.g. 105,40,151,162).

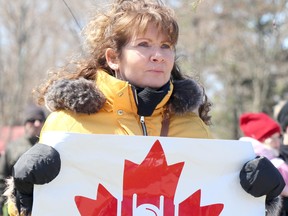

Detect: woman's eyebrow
133,37,171,44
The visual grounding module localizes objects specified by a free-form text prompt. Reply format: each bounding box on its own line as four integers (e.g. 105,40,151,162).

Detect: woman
6,0,285,215
36,0,212,138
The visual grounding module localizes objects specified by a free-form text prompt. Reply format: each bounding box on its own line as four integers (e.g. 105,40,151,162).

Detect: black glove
239,156,285,202
12,143,61,215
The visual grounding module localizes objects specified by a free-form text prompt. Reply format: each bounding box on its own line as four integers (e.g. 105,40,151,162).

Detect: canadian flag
32,133,265,216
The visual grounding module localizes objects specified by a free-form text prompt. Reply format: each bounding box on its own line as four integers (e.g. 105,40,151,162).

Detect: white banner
32,132,264,216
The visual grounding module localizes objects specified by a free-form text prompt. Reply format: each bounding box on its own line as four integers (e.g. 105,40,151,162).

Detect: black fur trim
44,77,203,115
44,78,106,114
266,196,282,216
168,79,204,114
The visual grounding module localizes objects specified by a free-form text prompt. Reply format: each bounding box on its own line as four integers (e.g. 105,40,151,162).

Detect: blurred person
274,100,287,119
277,101,288,161
276,101,288,216
4,0,285,215
0,104,46,216
239,112,288,202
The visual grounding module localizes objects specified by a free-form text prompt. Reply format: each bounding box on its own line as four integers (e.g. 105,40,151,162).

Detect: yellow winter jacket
40,70,212,139
7,70,211,216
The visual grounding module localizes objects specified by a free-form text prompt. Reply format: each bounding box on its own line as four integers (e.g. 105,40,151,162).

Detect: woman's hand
239,156,285,202
12,144,61,215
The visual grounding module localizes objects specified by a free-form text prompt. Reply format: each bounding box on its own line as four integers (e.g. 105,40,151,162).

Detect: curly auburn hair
34,0,212,124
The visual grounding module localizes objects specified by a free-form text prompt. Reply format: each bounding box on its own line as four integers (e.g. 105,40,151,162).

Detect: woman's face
264,132,281,150
110,24,175,89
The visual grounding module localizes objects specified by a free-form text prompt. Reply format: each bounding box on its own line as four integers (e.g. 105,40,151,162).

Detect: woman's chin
138,80,168,89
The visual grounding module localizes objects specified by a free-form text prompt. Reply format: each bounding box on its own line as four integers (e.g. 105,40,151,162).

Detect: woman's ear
105,48,119,70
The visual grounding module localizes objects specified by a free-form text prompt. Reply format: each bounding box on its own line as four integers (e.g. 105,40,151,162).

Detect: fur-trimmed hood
44,71,204,115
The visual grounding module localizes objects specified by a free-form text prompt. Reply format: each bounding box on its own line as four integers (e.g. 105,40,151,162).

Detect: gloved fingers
240,156,285,201
13,143,61,189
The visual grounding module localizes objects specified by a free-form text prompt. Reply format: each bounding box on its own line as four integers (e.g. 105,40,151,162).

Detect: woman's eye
161,43,172,49
138,41,149,47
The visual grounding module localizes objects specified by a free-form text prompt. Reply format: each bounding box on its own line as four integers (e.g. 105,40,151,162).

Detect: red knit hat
239,112,281,142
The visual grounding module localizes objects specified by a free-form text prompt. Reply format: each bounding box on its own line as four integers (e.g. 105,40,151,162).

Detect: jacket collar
96,70,173,115
44,70,203,115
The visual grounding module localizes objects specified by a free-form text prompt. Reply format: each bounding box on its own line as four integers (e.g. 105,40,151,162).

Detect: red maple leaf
75,140,224,215
179,190,224,216
121,140,184,215
75,184,117,215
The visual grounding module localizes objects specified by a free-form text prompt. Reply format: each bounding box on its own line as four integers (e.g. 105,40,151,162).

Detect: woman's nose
150,50,164,62
34,120,43,127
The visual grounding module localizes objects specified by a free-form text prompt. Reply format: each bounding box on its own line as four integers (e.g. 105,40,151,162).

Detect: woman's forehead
129,23,173,42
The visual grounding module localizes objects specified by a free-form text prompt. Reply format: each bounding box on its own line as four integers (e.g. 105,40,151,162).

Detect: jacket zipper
132,86,148,136
140,116,148,136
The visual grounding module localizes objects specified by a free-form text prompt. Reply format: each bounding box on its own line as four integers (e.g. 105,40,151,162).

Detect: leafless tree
174,0,288,139
0,0,95,126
